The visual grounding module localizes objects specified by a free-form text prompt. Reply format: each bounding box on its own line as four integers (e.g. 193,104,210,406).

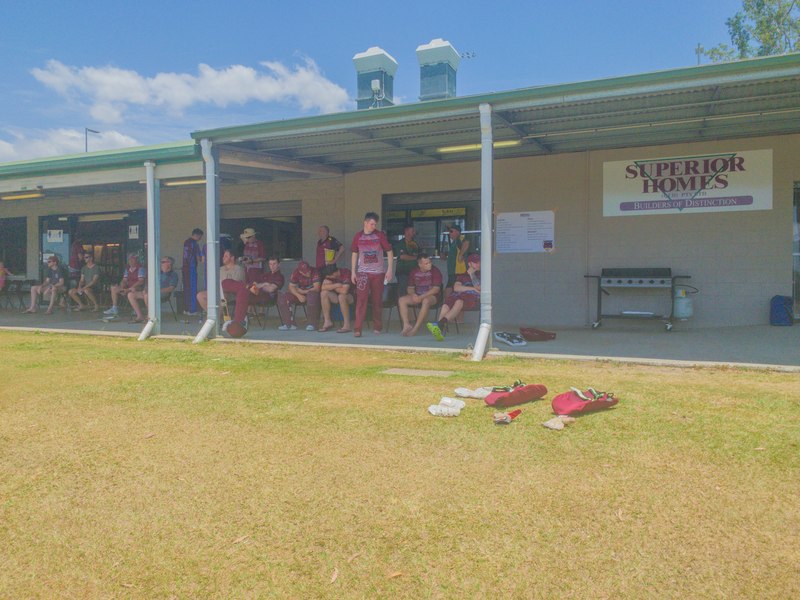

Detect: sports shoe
103,306,118,316
278,324,297,331
454,387,492,399
221,319,232,332
428,404,460,417
439,397,466,410
427,322,445,341
306,324,316,331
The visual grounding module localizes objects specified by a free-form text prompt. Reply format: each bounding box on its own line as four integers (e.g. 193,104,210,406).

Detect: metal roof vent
416,38,460,101
353,46,398,110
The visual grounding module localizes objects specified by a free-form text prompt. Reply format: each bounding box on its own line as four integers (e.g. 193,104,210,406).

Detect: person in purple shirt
182,228,205,315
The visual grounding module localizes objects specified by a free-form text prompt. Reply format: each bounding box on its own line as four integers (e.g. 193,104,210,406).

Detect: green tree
704,0,800,62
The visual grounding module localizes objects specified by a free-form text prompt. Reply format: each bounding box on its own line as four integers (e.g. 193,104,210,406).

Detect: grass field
1,330,798,598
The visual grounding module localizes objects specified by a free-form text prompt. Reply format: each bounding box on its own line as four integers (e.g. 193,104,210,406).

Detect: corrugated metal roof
0,140,199,180
192,53,800,175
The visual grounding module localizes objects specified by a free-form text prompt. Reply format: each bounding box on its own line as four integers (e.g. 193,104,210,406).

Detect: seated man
127,256,179,323
104,254,145,318
24,256,65,314
398,253,443,336
319,264,353,333
427,253,481,341
68,251,100,312
196,249,249,333
248,256,285,302
277,261,321,331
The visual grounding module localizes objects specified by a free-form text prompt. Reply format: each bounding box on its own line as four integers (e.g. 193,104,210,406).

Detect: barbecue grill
585,268,691,331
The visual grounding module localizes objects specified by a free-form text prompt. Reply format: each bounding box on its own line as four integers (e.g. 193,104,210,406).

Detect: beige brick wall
3,132,797,327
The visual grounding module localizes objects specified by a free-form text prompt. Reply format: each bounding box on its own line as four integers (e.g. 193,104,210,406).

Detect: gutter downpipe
472,103,493,361
138,160,160,341
194,139,220,343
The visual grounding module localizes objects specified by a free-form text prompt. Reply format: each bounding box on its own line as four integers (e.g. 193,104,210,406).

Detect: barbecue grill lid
601,268,672,278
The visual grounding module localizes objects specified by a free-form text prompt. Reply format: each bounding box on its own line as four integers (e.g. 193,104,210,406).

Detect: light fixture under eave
163,178,207,187
436,139,522,154
1,191,44,201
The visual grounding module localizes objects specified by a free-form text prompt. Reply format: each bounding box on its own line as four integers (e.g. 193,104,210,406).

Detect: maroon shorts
444,292,480,310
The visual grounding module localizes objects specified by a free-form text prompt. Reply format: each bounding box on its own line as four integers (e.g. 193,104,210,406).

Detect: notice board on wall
495,211,554,253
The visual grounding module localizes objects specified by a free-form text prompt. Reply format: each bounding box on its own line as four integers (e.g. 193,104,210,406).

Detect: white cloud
31,58,350,124
0,129,139,162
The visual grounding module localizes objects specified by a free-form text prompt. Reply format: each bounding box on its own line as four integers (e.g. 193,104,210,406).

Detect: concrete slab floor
1,307,798,370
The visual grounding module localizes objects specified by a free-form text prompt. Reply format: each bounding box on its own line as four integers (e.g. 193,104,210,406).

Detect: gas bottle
674,286,694,320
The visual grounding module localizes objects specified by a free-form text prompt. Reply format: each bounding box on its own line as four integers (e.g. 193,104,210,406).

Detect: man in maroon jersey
318,264,353,333
350,212,394,337
397,253,443,336
277,261,321,331
248,256,285,301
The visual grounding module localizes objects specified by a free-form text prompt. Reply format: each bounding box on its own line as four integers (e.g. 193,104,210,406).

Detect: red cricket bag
551,388,618,416
484,383,548,408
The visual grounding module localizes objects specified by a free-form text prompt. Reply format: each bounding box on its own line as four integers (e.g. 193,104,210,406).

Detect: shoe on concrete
103,306,118,316
278,324,298,331
306,324,316,331
427,322,445,341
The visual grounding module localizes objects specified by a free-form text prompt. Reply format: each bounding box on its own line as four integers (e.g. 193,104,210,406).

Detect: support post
140,160,160,339
472,103,494,361
194,139,220,343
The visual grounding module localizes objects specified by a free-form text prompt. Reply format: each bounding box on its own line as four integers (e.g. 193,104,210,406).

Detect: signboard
128,225,139,240
603,150,772,216
46,229,63,243
496,211,555,253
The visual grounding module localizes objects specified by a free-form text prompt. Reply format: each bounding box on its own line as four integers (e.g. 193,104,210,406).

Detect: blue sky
0,0,743,161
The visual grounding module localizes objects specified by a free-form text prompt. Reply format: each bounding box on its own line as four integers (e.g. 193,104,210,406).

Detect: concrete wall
344,133,799,328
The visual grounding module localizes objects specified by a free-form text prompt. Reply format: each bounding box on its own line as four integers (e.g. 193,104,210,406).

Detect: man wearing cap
182,228,204,315
240,227,266,281
316,225,344,270
398,253,443,336
350,211,394,337
24,256,65,314
444,224,469,296
277,261,321,331
427,252,481,341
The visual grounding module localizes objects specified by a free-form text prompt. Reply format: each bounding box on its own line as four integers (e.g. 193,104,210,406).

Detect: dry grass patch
1,331,799,598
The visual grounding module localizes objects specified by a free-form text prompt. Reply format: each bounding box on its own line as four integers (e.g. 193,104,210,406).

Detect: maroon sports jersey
350,230,391,275
248,269,285,290
409,265,443,295
290,266,320,290
324,268,352,288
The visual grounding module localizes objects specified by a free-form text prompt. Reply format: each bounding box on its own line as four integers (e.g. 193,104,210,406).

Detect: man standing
104,254,145,318
68,251,100,312
277,261,321,331
319,264,353,333
444,224,469,297
182,228,204,315
393,224,419,294
240,227,266,281
315,225,344,270
398,253,443,336
350,212,394,337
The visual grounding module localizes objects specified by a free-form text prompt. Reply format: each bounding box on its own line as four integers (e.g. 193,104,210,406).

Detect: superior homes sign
603,150,772,216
